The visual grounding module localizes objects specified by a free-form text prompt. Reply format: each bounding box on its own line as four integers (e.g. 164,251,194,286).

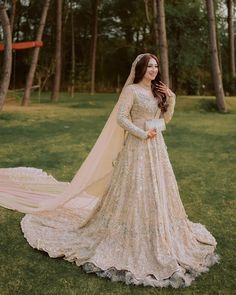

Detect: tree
153,0,159,49
0,4,12,111
10,0,17,35
21,0,50,106
144,0,159,50
90,0,99,95
156,0,169,86
69,0,75,97
144,0,151,24
51,0,63,101
1,0,232,95
227,0,235,89
206,0,226,112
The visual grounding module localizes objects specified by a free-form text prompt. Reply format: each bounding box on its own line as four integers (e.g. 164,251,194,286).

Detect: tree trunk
227,0,235,81
153,0,159,49
206,0,226,112
51,0,63,101
90,0,99,95
70,0,75,97
21,0,50,106
156,0,169,86
144,0,151,24
10,0,17,35
0,5,12,111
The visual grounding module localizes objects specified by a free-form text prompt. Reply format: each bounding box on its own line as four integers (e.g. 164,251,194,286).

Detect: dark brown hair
133,54,168,113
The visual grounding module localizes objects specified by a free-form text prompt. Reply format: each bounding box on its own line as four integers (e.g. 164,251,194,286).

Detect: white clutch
145,118,166,131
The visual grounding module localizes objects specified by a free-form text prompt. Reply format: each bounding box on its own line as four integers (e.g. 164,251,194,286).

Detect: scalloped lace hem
81,254,220,288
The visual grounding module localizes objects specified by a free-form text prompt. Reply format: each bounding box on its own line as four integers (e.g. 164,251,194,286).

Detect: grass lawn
0,93,235,295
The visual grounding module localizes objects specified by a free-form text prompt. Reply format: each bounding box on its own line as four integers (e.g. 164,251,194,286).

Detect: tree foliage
0,0,235,95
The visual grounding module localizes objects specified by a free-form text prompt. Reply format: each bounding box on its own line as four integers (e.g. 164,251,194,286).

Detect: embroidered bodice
117,84,176,139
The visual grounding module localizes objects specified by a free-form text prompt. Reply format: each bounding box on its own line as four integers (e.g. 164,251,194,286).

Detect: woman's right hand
147,128,157,139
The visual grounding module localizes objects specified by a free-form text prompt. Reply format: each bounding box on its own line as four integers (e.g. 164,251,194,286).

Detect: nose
150,66,158,71
150,68,157,74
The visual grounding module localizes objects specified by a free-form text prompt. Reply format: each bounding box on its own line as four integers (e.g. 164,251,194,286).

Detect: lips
149,73,156,78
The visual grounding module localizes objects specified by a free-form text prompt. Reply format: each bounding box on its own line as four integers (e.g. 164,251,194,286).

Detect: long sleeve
117,86,148,140
163,93,176,124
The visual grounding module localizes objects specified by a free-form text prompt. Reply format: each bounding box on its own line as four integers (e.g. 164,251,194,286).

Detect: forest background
0,1,236,294
0,0,235,106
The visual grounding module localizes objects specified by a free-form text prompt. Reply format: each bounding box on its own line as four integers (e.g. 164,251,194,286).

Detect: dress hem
79,253,220,288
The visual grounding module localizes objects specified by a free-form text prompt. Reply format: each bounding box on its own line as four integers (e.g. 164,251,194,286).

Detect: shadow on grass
196,98,235,114
0,116,107,143
197,99,219,112
0,112,26,121
69,102,104,109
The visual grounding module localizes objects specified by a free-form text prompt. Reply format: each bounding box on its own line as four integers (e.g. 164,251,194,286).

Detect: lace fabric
20,84,220,288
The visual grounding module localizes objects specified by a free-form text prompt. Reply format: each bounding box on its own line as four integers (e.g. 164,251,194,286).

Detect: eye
147,64,158,68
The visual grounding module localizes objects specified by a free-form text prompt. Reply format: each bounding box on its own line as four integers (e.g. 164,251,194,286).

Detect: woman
0,53,219,288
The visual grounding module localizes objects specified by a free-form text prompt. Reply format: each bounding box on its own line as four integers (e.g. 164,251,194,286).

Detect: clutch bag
145,118,166,131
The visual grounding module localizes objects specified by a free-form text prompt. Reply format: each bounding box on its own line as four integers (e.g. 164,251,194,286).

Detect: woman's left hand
158,81,174,97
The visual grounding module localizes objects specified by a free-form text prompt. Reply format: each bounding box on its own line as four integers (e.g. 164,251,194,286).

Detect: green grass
0,93,235,295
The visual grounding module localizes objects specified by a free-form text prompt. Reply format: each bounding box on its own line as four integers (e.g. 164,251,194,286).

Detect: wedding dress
0,54,219,288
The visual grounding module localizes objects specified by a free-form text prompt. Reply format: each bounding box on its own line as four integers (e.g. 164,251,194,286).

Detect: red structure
0,41,43,51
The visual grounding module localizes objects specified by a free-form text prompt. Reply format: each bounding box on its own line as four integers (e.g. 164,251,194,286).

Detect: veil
0,53,149,217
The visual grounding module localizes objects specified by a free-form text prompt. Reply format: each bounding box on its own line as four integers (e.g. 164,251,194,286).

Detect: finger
158,89,167,94
159,85,168,90
158,86,167,91
158,86,165,90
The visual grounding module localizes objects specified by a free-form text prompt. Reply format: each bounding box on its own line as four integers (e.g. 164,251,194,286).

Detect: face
143,57,158,81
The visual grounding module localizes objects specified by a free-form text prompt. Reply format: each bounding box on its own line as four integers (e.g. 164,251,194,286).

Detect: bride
0,53,219,288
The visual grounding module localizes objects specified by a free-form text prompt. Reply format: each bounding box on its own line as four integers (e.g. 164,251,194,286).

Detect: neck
139,78,152,89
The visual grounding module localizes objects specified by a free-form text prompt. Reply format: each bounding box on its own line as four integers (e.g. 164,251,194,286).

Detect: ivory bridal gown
0,84,219,288
13,84,218,288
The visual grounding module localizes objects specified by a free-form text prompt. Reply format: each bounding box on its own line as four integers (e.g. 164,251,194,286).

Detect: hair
133,54,168,113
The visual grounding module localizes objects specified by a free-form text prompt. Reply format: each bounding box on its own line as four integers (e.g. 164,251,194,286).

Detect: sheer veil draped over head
0,54,150,219
0,53,220,289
